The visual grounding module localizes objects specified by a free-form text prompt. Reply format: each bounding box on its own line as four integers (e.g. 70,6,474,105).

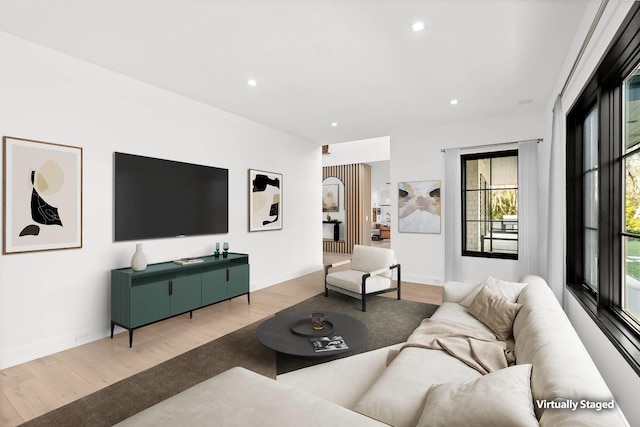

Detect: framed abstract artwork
3,136,83,254
398,180,441,234
249,169,282,231
322,183,339,212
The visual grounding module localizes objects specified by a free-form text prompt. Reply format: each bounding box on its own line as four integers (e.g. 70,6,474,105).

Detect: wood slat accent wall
323,163,371,254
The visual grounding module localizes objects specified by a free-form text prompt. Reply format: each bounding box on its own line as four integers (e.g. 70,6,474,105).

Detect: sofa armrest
325,259,352,277
518,274,548,287
367,265,396,277
325,259,351,272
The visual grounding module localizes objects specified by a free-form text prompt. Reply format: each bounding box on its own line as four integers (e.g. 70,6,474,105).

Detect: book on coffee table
309,335,348,352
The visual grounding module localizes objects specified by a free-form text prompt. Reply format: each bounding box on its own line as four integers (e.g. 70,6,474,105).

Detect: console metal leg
111,321,115,339
129,329,133,348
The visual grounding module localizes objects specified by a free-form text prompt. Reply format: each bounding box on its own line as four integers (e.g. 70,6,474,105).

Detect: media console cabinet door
202,264,250,303
170,274,202,315
131,280,171,327
227,264,250,298
202,269,227,305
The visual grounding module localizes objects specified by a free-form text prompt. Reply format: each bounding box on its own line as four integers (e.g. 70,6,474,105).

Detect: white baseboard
401,273,443,286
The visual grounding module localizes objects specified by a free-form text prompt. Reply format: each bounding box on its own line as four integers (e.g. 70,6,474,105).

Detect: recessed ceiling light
450,99,458,105
412,21,425,32
331,122,338,127
247,79,257,86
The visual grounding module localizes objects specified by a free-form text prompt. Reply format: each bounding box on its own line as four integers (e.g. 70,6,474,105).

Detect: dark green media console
111,253,250,347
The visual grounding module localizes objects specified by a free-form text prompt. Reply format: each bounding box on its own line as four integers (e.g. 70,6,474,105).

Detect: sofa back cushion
467,285,523,340
513,275,614,419
459,276,527,307
351,245,395,279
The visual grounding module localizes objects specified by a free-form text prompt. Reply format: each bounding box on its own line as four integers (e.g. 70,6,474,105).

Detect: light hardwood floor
0,252,441,427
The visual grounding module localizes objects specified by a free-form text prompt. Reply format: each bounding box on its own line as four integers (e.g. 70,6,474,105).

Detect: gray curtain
517,139,539,277
546,95,566,305
444,148,462,281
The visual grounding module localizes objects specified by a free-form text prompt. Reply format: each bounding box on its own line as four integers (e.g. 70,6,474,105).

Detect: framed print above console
249,168,282,231
3,136,82,254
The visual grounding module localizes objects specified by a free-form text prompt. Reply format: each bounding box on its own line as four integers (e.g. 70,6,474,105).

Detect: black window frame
566,2,640,375
461,150,519,260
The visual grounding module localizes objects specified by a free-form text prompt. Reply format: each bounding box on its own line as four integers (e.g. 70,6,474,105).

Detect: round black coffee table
256,310,368,357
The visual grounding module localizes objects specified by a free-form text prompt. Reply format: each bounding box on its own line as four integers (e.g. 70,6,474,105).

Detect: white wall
0,32,322,369
390,110,544,285
323,136,390,166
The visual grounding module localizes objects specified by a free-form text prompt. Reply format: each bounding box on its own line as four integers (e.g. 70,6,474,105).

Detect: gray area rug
277,291,438,374
21,292,437,427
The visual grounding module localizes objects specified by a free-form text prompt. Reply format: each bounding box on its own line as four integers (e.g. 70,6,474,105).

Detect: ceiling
0,0,592,145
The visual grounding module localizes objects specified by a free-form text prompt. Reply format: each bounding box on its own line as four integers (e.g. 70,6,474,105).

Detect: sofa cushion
353,347,482,427
459,276,527,307
431,302,494,333
538,402,627,427
467,285,523,340
416,364,538,427
326,270,391,293
442,280,481,303
116,367,386,426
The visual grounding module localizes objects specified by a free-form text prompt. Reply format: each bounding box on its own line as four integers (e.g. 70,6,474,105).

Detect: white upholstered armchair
324,245,401,312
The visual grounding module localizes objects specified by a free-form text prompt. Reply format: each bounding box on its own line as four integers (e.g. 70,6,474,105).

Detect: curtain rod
440,138,542,153
560,0,609,98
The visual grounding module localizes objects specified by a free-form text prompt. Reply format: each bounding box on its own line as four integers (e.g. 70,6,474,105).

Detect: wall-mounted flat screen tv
114,152,228,241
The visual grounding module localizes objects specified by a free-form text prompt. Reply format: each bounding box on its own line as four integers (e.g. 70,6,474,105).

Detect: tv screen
114,152,228,241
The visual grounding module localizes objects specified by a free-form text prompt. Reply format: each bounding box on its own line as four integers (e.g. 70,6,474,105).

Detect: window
462,151,518,259
623,65,640,323
566,3,640,375
583,106,598,293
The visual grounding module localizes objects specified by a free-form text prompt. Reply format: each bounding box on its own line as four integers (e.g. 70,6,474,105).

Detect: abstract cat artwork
398,180,441,234
3,137,82,254
249,169,282,231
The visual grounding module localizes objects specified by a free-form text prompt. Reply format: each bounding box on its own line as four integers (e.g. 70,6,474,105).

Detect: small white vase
131,243,148,271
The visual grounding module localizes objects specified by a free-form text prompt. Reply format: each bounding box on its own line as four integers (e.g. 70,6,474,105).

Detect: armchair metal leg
361,273,370,312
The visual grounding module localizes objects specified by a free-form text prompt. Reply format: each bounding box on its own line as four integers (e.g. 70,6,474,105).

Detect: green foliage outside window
491,190,518,220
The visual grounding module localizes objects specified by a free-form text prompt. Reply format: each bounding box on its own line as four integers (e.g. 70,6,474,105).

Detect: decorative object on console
3,136,82,254
214,242,220,257
398,180,441,234
223,241,229,257
249,169,282,231
131,243,148,271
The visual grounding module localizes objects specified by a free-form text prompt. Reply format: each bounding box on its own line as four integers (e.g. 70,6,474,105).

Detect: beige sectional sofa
118,275,629,426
